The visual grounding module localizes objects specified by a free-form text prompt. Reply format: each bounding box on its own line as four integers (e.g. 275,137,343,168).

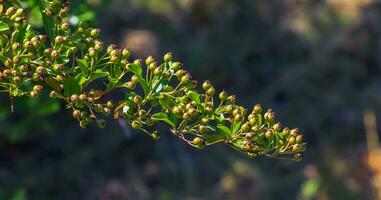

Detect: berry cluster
0,0,305,160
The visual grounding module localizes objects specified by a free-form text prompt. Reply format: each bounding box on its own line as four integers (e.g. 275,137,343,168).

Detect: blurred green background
0,0,380,199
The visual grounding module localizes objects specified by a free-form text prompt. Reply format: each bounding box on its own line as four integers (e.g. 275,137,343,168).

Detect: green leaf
232,121,242,134
75,74,87,85
0,23,10,32
11,88,20,96
188,91,201,104
44,77,62,94
63,77,82,96
77,58,89,76
89,69,109,82
205,134,225,145
36,0,55,41
151,112,176,128
217,124,231,136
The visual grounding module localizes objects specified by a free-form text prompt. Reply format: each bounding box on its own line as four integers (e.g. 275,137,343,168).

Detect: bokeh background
1,0,381,199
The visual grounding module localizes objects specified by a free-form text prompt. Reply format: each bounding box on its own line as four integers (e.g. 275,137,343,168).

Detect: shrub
0,0,305,160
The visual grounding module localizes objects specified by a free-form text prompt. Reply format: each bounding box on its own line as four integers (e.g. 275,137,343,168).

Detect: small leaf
75,74,87,85
77,58,89,76
188,91,200,104
217,124,231,136
151,112,176,128
63,77,82,96
89,69,109,82
205,134,225,145
0,22,10,32
232,121,242,134
44,77,62,94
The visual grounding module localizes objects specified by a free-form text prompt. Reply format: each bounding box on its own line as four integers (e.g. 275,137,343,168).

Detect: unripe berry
131,75,139,84
206,87,215,95
13,76,21,83
182,112,190,120
106,101,114,108
73,110,81,118
192,137,204,146
227,95,236,104
33,85,43,93
70,94,79,103
273,123,281,132
138,109,147,118
172,106,181,115
202,80,211,90
233,114,243,122
219,91,227,100
152,131,160,140
78,94,86,101
153,67,163,75
232,108,241,116
88,47,97,57
53,64,63,72
249,118,257,126
30,91,37,97
292,144,300,152
49,91,57,98
290,128,299,136
282,128,290,137
51,50,60,59
296,135,303,144
175,69,185,78
265,129,273,139
131,120,141,129
90,28,100,37
126,82,135,90
122,49,131,57
253,104,262,114
145,56,154,66
148,62,157,71
198,125,207,134
55,36,64,44
180,74,191,84
171,62,181,71
12,43,20,51
110,55,119,63
164,52,172,62
226,105,233,113
288,136,296,144
133,95,142,104
60,22,70,31
241,123,250,132
133,59,142,66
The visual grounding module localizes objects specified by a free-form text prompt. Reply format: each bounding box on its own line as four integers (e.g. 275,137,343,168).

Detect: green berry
164,52,172,62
